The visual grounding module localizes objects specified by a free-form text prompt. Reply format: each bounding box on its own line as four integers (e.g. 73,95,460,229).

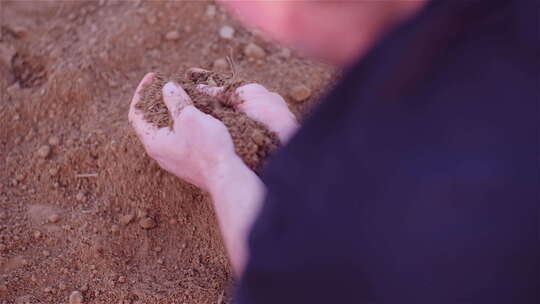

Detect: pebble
42,250,50,257
212,58,229,71
136,209,148,218
69,290,84,304
164,30,181,41
290,85,312,102
49,167,59,176
146,15,157,25
139,217,156,229
244,43,266,59
10,25,28,37
119,213,134,225
279,47,292,59
108,79,119,88
76,191,86,202
37,145,51,158
15,173,25,182
48,136,60,146
44,287,53,293
48,214,60,223
205,5,217,17
118,276,126,283
33,230,42,239
110,224,120,233
219,25,235,39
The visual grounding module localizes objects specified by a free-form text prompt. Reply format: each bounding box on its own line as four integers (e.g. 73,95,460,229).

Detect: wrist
206,154,251,197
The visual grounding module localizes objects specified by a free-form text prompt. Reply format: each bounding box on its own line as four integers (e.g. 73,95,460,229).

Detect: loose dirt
0,1,336,303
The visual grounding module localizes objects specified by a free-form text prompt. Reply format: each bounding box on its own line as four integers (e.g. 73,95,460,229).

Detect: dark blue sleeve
235,0,539,303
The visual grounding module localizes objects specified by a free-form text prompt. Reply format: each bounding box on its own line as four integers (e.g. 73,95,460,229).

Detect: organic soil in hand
135,70,281,172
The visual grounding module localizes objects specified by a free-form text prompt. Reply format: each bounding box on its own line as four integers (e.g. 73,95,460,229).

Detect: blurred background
0,0,335,303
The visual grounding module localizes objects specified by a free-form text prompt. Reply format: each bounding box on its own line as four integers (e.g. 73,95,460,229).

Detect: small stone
10,25,28,37
49,167,59,176
108,79,119,88
110,224,120,233
164,30,181,41
76,191,86,202
279,47,292,59
59,283,67,291
157,258,164,265
48,214,60,223
205,5,216,17
69,290,84,304
44,286,53,293
119,213,134,225
37,145,51,158
33,230,42,239
118,276,126,283
146,15,157,25
244,43,266,59
136,209,148,218
139,217,156,229
219,25,234,39
212,58,229,71
153,246,162,252
48,136,60,146
15,173,25,181
42,250,50,257
290,85,312,102
168,218,177,225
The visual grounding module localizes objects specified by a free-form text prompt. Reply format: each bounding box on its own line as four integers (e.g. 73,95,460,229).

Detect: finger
162,81,193,118
196,83,270,108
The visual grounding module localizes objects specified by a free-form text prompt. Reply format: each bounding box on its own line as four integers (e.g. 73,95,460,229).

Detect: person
129,0,539,303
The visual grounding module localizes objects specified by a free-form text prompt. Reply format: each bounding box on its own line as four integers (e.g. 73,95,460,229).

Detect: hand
128,72,239,191
192,68,299,143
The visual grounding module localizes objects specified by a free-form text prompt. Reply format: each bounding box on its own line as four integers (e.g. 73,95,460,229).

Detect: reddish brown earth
0,1,335,303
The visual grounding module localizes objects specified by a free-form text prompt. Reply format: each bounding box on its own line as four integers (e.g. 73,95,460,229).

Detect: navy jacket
237,0,539,303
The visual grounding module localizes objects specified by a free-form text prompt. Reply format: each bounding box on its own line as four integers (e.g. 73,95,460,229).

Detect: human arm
129,72,298,276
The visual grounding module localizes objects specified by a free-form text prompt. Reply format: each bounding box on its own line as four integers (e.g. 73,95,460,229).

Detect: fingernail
163,82,180,97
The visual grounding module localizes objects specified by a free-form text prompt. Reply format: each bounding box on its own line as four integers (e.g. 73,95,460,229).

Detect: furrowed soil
0,1,335,303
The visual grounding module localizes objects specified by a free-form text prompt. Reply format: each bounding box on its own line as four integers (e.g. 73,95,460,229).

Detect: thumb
162,81,193,118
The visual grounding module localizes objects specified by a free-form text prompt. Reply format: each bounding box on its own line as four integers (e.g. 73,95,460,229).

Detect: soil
136,70,280,172
0,1,336,304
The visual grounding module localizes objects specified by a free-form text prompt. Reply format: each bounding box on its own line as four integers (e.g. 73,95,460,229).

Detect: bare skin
129,72,298,275
130,1,427,277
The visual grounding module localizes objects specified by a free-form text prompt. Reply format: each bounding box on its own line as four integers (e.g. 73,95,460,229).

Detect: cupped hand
191,68,299,143
129,72,239,191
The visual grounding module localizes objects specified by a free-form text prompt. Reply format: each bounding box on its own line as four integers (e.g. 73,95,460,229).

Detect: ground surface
0,1,334,303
